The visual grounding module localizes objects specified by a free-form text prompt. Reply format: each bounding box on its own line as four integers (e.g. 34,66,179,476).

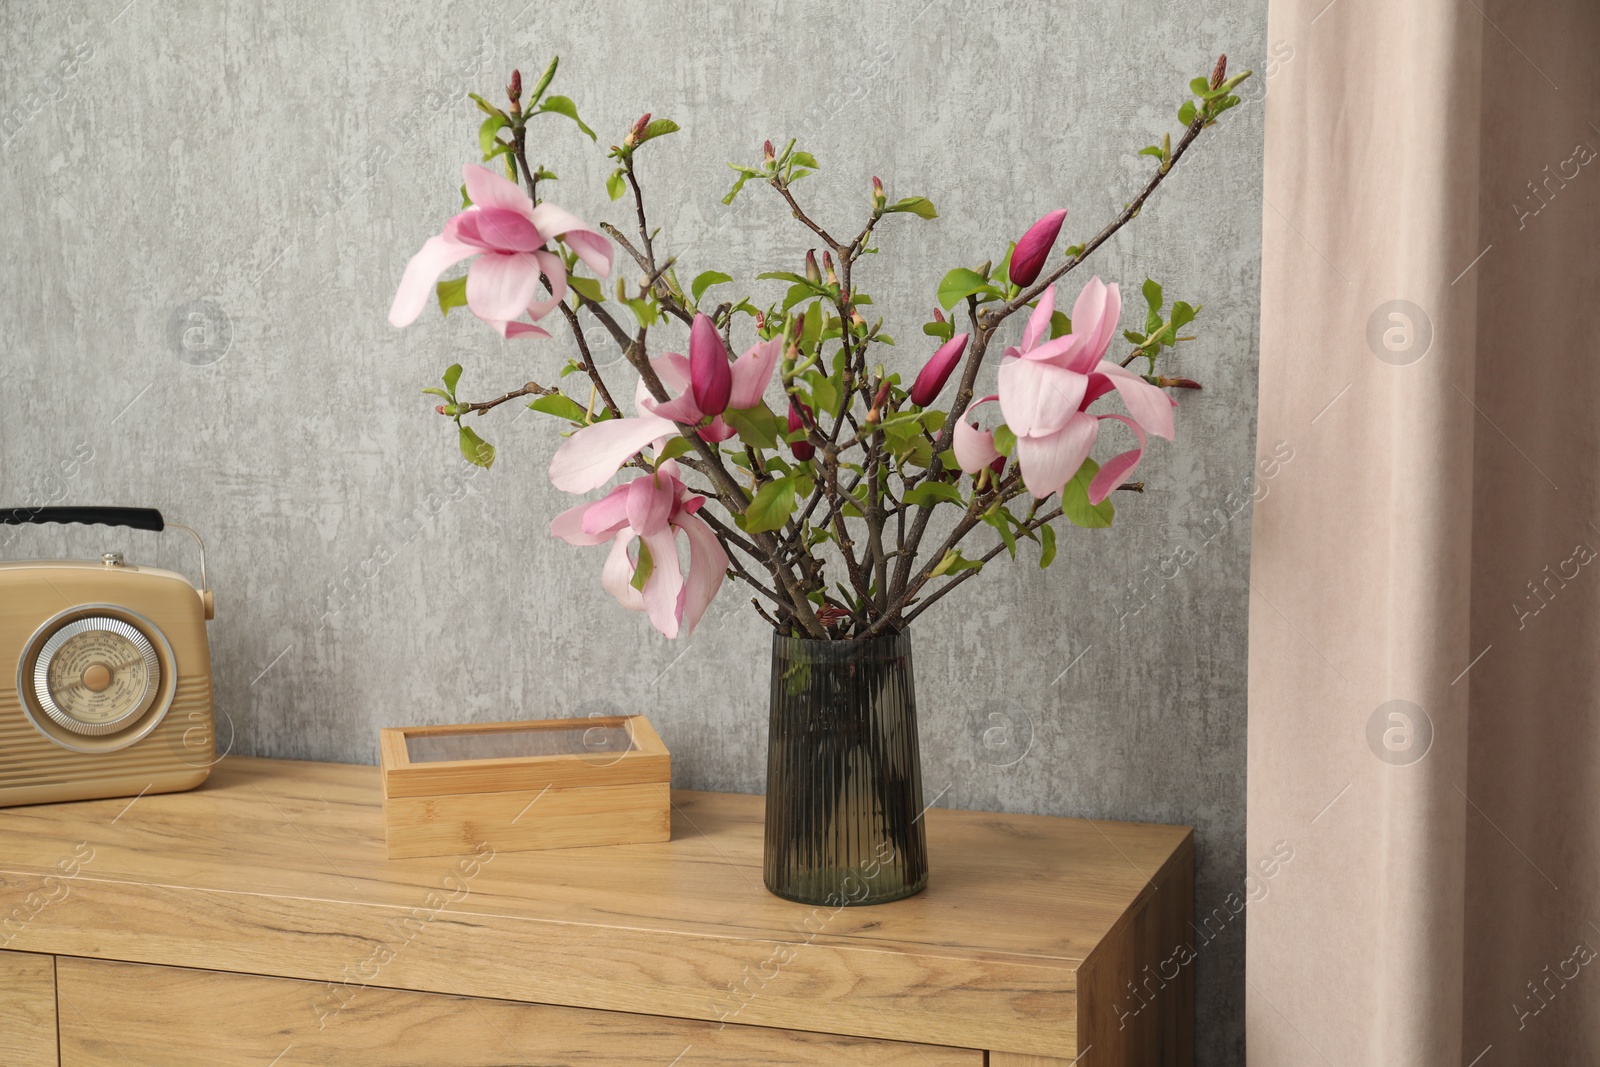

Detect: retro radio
0,507,216,807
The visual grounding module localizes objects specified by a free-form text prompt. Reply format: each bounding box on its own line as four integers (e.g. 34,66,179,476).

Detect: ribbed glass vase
763,630,928,906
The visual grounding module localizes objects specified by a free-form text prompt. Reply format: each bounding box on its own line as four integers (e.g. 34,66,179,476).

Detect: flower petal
579,484,632,537
1015,413,1099,499
524,250,568,321
953,396,1002,474
1021,285,1056,353
468,207,543,252
689,312,732,416
639,528,684,638
1094,362,1175,440
1087,414,1149,504
1064,277,1121,372
529,202,614,277
997,358,1088,437
641,392,703,424
626,472,676,536
674,510,729,637
462,163,533,216
728,337,782,410
388,236,477,327
549,414,679,493
467,252,544,324
551,499,619,546
600,533,646,612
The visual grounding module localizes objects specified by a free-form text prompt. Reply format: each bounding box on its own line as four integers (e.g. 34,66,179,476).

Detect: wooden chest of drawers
0,757,1193,1064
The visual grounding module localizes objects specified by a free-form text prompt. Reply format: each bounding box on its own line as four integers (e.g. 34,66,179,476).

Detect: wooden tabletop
0,757,1192,1058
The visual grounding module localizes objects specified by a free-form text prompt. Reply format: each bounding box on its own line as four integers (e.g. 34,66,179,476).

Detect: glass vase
763,630,928,906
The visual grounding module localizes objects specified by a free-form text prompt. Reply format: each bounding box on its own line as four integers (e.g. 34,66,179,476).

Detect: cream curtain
1249,0,1600,1062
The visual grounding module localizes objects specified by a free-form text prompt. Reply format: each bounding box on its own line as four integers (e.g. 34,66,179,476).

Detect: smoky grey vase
763,630,928,906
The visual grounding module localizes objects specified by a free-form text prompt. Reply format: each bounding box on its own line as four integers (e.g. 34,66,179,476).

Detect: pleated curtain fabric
1249,0,1600,1063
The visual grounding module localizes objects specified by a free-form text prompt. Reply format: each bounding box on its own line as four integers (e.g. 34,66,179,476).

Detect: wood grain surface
0,756,1193,1059
0,949,57,1067
57,956,979,1066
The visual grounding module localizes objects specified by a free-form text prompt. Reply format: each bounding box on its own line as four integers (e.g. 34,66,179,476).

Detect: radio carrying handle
0,507,208,590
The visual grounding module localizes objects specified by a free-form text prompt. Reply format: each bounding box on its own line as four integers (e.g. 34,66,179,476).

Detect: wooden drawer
56,957,982,1066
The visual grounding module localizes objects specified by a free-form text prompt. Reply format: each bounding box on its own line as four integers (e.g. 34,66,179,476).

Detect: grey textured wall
0,1,1264,1062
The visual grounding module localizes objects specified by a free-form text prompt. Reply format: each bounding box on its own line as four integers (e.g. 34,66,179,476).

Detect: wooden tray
378,716,670,859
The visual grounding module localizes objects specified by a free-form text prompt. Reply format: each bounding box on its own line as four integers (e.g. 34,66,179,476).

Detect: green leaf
1038,522,1057,568
923,318,956,341
655,436,695,466
991,424,1017,457
885,196,938,219
606,169,627,201
1138,144,1164,159
528,57,559,106
723,163,763,205
442,364,463,396
744,477,797,533
421,387,451,400
569,275,604,304
1172,300,1198,330
458,424,495,468
629,538,654,591
781,283,813,312
1124,330,1147,345
931,549,985,577
1062,459,1114,528
692,270,734,303
1050,310,1073,340
1142,277,1163,314
756,270,813,286
984,509,1018,558
789,151,819,170
527,394,587,422
723,406,782,449
937,267,991,310
1179,100,1197,126
436,276,468,316
537,95,595,140
638,118,680,144
468,93,506,118
1190,76,1213,96
479,114,507,156
903,481,965,508
805,370,837,414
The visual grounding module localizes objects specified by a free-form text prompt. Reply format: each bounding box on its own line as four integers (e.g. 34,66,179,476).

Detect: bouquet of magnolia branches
389,56,1249,641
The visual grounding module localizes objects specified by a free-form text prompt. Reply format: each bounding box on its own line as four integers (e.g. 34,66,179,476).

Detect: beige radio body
0,559,216,807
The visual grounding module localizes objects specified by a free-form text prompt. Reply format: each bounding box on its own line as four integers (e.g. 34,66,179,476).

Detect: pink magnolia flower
548,336,782,493
997,278,1175,503
550,462,728,638
388,164,613,338
910,332,970,406
1008,208,1067,287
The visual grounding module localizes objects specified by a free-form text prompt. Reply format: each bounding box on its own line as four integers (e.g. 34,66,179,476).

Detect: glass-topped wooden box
377,716,671,859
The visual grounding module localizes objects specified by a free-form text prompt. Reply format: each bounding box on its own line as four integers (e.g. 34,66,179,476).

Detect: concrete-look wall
0,1,1265,1061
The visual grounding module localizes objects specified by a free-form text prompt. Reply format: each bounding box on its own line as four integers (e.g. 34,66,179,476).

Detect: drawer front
0,950,57,1067
58,957,981,1066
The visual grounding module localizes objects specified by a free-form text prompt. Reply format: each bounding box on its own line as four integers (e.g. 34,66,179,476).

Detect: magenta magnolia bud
910,332,970,406
763,139,775,164
1008,208,1067,287
688,312,731,416
871,175,886,212
932,307,945,324
508,69,522,101
788,401,815,461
